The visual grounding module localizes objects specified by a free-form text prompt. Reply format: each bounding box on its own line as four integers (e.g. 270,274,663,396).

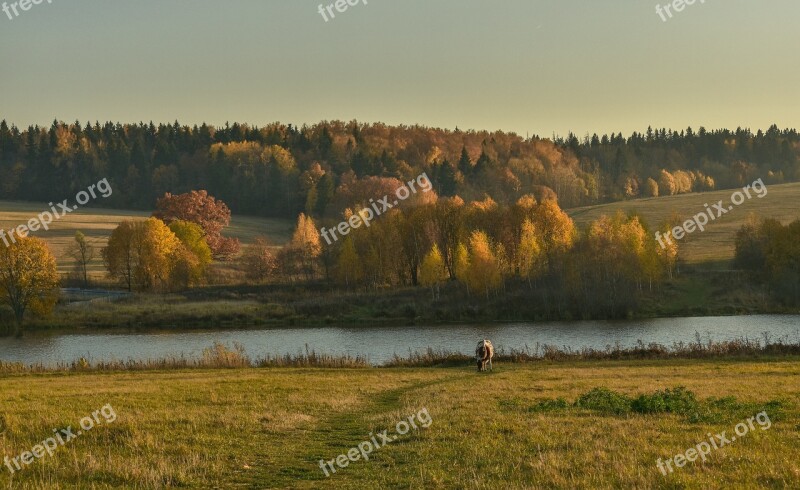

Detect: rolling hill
567,181,800,264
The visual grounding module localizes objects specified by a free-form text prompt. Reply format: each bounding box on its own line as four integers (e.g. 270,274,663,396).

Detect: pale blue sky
1,0,798,137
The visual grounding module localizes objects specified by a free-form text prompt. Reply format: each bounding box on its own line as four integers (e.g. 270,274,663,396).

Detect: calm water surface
0,315,798,366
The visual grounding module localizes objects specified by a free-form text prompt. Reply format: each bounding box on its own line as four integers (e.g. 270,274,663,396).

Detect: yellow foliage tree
460,231,503,298
169,220,212,286
0,236,59,326
517,218,543,283
532,200,576,270
103,218,181,291
658,169,677,196
288,213,322,280
644,178,659,197
419,244,448,299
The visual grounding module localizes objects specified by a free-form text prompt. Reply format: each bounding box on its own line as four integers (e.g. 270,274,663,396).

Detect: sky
1,0,798,138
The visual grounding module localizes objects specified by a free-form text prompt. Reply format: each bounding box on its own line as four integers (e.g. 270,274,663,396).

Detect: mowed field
568,182,800,264
0,360,798,488
0,202,294,276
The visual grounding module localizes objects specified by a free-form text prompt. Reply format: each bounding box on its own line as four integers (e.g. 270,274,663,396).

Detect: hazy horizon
2,0,799,137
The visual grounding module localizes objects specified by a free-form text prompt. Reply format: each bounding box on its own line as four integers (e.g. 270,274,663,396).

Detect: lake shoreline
7,267,799,335
3,317,799,369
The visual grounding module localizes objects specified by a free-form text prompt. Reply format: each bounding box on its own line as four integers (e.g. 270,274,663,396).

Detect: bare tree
67,231,95,288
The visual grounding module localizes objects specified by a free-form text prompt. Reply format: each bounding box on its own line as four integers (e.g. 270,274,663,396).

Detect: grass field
0,359,798,488
0,201,294,276
568,181,800,263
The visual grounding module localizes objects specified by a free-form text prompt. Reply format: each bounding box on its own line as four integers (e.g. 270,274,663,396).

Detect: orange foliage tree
153,190,240,260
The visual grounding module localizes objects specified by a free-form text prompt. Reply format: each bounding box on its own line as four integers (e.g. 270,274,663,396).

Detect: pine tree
457,146,471,176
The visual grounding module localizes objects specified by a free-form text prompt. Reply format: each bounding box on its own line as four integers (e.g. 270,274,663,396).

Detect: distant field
0,202,294,276
568,181,800,264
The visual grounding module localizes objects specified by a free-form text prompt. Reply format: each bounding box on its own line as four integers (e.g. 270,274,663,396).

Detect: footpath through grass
0,359,798,488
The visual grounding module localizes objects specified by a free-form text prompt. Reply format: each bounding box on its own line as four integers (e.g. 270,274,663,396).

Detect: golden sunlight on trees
169,220,212,287
103,218,184,291
644,178,659,198
532,200,576,270
517,219,543,283
282,213,322,281
0,237,59,326
658,170,677,196
460,231,503,298
566,213,668,317
419,244,448,299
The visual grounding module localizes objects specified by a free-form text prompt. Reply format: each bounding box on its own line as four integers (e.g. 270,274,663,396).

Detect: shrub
201,342,251,368
631,387,698,415
574,387,631,415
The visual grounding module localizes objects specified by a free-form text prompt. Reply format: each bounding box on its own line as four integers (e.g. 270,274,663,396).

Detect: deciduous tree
154,190,240,260
103,218,182,291
0,236,59,326
241,237,277,283
66,231,95,288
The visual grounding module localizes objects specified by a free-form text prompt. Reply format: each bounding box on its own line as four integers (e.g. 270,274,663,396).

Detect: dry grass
0,359,797,488
568,181,800,263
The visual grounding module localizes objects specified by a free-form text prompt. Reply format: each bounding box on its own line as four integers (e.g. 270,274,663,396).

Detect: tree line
735,217,800,305
1,120,798,222
0,188,680,327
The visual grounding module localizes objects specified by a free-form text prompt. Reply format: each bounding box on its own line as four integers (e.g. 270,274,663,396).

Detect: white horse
476,339,494,372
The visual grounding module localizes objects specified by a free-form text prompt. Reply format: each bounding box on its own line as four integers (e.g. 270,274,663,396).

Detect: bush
574,387,631,415
631,387,698,415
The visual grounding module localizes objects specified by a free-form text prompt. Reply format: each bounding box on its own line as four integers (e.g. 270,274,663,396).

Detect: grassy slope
0,360,798,489
567,181,800,263
0,201,294,275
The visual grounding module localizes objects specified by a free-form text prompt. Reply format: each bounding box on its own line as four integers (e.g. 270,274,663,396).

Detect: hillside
0,202,294,276
568,181,800,264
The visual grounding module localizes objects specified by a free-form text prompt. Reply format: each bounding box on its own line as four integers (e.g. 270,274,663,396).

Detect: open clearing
0,359,797,488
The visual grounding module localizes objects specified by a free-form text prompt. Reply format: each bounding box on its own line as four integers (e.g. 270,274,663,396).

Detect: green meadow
0,359,798,488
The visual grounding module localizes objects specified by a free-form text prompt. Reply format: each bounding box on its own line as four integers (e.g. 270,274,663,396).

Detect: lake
1,315,798,366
